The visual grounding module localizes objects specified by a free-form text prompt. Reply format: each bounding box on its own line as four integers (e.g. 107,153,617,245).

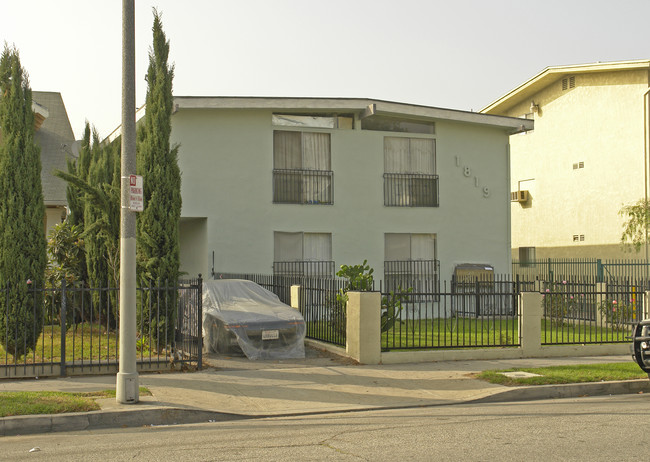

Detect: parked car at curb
632,320,650,378
202,279,306,360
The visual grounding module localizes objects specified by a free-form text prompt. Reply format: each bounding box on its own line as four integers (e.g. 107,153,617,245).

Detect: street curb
2,380,649,436
472,379,650,404
0,408,250,437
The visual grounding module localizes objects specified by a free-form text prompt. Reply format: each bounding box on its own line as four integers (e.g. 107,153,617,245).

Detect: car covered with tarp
202,279,305,360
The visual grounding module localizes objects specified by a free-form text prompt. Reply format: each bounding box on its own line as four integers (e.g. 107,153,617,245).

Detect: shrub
541,281,576,326
598,298,635,330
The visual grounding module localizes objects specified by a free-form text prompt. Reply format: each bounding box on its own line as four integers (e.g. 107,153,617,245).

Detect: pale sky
2,0,649,139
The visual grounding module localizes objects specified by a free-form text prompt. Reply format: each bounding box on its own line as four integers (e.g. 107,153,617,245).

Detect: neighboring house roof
32,91,75,207
170,96,533,133
481,59,650,115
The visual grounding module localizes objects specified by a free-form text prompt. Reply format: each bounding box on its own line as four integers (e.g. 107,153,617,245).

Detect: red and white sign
129,175,144,212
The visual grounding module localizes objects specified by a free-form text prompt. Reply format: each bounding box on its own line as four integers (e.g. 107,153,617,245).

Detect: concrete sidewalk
1,349,649,436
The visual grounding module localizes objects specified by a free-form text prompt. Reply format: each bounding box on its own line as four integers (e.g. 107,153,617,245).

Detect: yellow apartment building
482,60,650,262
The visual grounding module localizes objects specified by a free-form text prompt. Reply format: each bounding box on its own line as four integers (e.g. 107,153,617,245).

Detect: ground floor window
384,233,439,294
273,231,334,276
518,247,536,267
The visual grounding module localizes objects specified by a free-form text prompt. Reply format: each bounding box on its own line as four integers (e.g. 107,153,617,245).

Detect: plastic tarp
202,279,306,360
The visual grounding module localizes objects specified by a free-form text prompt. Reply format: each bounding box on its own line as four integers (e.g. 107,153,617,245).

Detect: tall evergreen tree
55,127,121,325
137,9,182,343
60,123,91,285
65,123,91,227
0,45,47,356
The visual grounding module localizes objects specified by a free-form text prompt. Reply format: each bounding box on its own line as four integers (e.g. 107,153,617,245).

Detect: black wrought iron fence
1,278,202,379
513,258,650,282
381,277,520,350
541,277,641,345
299,277,347,347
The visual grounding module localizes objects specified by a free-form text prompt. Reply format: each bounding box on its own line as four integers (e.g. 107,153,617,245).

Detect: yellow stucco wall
505,69,649,259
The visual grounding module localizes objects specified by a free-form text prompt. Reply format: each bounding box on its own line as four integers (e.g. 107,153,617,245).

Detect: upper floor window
272,114,353,129
273,130,333,205
383,137,438,207
362,115,435,135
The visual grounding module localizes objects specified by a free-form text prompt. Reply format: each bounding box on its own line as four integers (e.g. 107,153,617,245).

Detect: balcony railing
273,169,333,205
273,260,335,277
383,173,439,207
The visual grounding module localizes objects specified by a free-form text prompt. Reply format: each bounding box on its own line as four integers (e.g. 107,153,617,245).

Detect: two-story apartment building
481,60,650,261
172,97,530,284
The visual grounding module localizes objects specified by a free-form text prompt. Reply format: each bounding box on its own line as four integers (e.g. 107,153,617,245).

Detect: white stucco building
172,97,531,283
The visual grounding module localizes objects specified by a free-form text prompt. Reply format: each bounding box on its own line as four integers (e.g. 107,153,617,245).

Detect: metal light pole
116,0,139,404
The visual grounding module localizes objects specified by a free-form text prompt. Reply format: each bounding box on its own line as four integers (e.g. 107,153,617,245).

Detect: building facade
172,97,530,283
32,91,75,236
482,60,650,261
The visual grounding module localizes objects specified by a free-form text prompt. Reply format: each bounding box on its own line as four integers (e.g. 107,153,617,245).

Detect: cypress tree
0,45,47,357
65,123,91,227
55,127,121,325
137,9,182,344
62,123,91,285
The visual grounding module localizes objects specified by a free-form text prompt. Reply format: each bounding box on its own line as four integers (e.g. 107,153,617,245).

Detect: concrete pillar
290,285,301,310
520,292,542,357
644,291,650,320
346,291,381,364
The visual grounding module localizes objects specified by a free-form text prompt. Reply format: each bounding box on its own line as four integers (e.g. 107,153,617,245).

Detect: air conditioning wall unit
510,190,529,203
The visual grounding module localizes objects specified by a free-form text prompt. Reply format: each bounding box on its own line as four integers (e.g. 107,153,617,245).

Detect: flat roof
172,96,532,132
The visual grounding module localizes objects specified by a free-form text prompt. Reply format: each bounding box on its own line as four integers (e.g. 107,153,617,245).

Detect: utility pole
116,0,139,404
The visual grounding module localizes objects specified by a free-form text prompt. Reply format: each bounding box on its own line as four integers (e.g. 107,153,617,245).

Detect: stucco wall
172,108,513,281
506,69,648,258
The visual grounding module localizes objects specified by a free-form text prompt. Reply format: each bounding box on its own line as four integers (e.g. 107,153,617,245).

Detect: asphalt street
2,393,648,461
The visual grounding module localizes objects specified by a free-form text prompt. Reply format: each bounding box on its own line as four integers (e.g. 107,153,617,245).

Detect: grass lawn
0,387,151,417
382,319,634,349
307,318,635,349
476,362,648,386
0,323,163,364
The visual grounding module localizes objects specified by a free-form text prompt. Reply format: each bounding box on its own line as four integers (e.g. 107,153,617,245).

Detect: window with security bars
383,137,438,207
384,233,439,297
273,231,334,277
273,131,333,205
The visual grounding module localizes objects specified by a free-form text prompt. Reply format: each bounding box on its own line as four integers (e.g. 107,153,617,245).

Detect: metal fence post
475,278,481,317
595,282,607,330
197,274,203,371
60,279,67,377
597,259,603,283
